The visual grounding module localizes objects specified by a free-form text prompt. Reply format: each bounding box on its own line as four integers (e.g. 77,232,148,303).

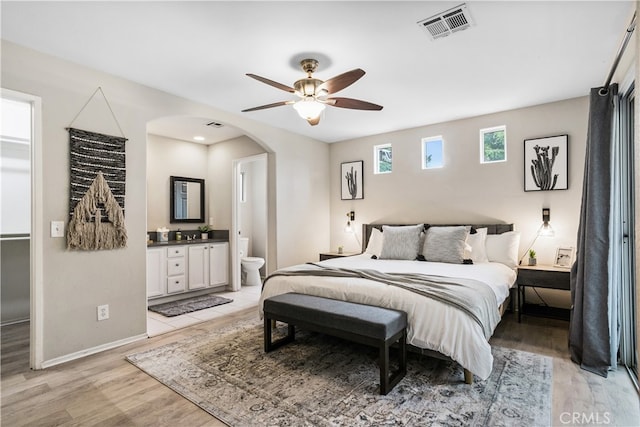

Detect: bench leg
379,329,407,395
264,316,295,352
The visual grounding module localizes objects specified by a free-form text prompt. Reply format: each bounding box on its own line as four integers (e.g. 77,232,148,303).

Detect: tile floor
146,285,262,337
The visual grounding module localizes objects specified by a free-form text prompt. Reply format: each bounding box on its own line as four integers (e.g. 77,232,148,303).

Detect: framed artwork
554,246,574,268
524,134,568,191
341,160,363,200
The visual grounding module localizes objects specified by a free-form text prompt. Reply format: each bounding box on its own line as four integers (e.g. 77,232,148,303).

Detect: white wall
1,40,330,365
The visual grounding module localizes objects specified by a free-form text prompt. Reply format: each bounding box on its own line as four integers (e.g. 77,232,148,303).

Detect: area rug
127,320,552,426
148,294,233,317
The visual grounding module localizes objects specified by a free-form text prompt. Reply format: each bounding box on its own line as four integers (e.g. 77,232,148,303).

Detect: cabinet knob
175,263,179,267
175,280,179,284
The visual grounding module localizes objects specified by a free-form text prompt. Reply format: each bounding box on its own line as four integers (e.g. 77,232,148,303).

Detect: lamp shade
293,98,325,120
539,208,555,237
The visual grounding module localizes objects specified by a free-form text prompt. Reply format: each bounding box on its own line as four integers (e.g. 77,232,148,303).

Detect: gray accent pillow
379,224,424,260
422,226,469,264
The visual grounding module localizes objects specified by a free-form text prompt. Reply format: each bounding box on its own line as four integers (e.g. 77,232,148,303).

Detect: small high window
422,136,444,169
239,171,246,203
374,143,392,174
480,125,507,163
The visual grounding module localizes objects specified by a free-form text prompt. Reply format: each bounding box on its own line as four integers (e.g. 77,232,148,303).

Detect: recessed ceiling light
193,136,205,141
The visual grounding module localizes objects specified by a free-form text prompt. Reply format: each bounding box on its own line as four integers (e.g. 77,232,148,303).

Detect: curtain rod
602,11,636,93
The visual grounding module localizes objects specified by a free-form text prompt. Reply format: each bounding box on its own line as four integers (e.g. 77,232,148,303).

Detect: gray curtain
569,84,617,377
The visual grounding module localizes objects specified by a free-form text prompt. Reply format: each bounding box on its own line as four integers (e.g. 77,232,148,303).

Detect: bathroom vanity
147,239,229,299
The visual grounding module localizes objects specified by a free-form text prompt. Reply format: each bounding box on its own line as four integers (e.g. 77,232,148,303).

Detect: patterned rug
148,294,233,317
127,320,552,426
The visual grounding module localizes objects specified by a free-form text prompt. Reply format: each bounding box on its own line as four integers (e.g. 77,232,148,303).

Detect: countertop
147,238,228,248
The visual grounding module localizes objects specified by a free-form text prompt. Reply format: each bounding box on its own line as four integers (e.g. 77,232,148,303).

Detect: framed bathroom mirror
170,176,205,223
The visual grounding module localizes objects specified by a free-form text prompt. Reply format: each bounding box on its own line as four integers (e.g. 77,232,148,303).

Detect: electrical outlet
97,304,109,321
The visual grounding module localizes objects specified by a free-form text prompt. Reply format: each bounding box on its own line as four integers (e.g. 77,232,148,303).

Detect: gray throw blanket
264,263,501,339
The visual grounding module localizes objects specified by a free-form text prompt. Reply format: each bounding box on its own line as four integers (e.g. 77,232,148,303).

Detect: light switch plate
51,221,65,238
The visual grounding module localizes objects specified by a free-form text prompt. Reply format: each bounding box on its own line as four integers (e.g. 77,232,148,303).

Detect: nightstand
517,265,571,322
319,252,358,261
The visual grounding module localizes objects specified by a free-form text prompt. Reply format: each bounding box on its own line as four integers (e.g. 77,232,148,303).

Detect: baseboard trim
40,333,148,369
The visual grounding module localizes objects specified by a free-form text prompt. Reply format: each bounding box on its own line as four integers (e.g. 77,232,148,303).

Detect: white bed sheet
259,254,517,380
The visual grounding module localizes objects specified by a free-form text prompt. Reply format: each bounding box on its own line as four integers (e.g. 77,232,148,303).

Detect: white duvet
259,254,517,380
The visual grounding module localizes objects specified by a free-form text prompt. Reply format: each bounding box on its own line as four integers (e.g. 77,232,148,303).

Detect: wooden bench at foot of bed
263,293,407,395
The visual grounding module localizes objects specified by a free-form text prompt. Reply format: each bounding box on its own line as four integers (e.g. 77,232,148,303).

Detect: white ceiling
1,1,635,144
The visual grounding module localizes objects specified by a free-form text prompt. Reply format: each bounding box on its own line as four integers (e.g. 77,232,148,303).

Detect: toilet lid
242,256,264,262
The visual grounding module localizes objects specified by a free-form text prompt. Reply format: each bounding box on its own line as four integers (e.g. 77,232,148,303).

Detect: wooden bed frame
360,222,515,384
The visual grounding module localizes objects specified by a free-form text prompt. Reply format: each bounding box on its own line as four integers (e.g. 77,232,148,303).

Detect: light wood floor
2,308,639,426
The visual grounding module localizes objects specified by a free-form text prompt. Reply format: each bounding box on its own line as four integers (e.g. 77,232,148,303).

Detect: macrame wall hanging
66,87,128,250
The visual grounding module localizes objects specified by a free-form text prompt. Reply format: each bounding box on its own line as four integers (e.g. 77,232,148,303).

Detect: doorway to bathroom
232,153,268,291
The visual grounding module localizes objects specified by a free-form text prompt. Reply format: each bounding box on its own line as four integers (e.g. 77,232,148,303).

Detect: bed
259,223,519,381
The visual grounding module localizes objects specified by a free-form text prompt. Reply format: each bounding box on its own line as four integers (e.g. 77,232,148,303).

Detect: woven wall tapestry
67,127,128,250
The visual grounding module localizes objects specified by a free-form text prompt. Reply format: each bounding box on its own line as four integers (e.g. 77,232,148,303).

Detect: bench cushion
263,293,407,340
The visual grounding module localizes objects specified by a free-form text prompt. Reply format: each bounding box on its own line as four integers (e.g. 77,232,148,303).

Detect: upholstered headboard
361,223,514,253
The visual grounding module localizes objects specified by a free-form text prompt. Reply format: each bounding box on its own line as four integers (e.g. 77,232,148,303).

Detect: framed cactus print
341,160,364,200
524,134,568,191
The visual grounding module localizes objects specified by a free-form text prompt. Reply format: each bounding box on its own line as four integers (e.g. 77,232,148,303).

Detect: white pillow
485,231,520,268
365,227,384,257
379,224,424,260
466,228,489,263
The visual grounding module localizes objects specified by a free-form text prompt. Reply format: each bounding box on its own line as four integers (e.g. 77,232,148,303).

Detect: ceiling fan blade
318,69,365,94
246,73,295,93
326,97,383,111
241,100,293,112
307,116,321,126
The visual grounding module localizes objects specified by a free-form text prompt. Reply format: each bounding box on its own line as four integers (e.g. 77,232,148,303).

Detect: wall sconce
539,208,555,237
345,211,355,233
519,207,555,265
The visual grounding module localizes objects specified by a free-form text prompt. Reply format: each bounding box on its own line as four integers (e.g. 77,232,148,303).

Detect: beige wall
1,40,330,365
147,134,209,231
330,97,590,307
207,135,267,230
330,96,588,260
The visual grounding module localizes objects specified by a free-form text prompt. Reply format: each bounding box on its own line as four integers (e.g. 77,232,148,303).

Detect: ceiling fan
241,59,383,126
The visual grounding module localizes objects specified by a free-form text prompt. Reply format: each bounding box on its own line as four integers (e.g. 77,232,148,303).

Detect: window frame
479,125,507,164
421,136,444,169
373,143,392,174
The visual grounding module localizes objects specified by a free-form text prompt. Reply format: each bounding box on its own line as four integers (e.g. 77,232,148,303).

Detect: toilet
239,237,265,286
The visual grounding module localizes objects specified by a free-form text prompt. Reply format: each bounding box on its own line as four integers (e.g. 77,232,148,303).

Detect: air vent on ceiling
206,121,224,128
417,3,473,41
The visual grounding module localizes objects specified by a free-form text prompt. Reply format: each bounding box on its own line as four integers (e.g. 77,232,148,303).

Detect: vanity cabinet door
209,243,229,286
147,248,165,297
188,244,209,290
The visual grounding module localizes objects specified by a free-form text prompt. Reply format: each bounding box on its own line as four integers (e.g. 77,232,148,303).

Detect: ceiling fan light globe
293,98,326,120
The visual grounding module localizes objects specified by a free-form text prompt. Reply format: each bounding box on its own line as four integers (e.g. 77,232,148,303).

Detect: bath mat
127,319,553,426
148,294,233,317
